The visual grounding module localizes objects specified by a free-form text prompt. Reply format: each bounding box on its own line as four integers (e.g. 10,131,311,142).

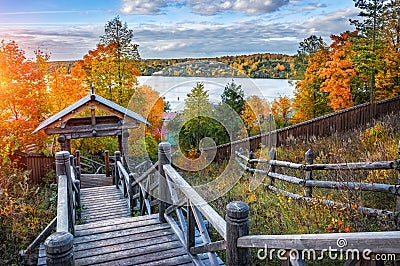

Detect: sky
0,0,359,61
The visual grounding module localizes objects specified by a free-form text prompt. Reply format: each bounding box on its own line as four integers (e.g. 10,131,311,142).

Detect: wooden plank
74,229,175,252
75,234,180,259
75,214,158,231
190,240,226,255
74,223,170,243
237,231,400,253
74,240,185,265
134,255,193,266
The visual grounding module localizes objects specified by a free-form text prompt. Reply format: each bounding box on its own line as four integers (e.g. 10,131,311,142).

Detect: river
137,76,295,111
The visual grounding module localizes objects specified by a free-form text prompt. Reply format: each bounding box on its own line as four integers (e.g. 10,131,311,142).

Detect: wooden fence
139,142,400,265
211,95,400,161
14,151,55,183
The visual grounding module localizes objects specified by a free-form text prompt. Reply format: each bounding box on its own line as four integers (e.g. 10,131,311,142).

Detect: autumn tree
292,35,326,79
272,96,292,128
292,45,331,123
72,17,140,106
0,40,50,157
319,32,356,111
375,0,400,100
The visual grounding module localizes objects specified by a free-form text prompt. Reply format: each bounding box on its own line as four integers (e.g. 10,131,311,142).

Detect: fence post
158,142,171,223
304,149,314,197
226,201,249,266
104,150,110,177
249,151,255,175
115,151,121,189
45,231,74,266
269,148,276,186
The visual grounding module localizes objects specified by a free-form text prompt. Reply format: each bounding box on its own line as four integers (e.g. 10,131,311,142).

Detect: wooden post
269,148,276,186
55,151,74,235
58,135,66,151
396,141,400,213
158,142,171,223
118,135,122,157
75,150,80,168
70,155,80,212
226,201,249,266
249,151,255,175
104,150,110,177
45,231,74,266
115,151,121,189
187,201,195,252
305,149,314,197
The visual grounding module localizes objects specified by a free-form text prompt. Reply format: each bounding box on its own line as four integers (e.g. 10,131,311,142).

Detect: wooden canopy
33,91,149,152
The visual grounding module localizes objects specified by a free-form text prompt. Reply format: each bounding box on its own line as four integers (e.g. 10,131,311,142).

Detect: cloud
119,0,289,16
120,0,167,15
186,0,290,15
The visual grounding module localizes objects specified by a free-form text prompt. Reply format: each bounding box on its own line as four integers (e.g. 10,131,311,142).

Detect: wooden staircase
38,176,223,265
79,174,113,189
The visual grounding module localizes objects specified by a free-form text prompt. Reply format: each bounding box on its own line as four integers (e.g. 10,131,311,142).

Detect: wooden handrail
163,164,227,240
237,231,400,253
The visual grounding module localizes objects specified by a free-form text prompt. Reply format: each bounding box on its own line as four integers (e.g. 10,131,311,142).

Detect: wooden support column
158,142,171,223
226,201,249,266
104,150,110,177
118,134,122,155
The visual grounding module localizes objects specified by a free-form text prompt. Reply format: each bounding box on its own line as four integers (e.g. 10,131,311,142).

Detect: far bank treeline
51,52,295,79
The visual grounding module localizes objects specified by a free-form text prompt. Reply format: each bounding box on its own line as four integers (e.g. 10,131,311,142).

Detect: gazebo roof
33,91,149,136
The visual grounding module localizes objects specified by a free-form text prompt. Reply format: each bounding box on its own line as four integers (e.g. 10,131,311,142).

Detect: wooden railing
235,144,400,217
113,151,157,215
42,151,81,265
150,142,400,265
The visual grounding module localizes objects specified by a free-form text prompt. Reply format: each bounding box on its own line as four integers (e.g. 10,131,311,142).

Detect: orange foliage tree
0,40,50,157
319,32,355,111
292,47,331,123
272,96,292,128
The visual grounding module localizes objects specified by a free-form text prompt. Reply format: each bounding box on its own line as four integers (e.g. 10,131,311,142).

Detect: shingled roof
33,92,149,134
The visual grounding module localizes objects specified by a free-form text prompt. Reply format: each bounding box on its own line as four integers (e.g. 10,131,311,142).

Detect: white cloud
119,0,290,16
120,0,167,15
186,0,290,15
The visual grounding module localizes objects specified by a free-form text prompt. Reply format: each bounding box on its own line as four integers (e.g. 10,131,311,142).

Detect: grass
180,112,400,265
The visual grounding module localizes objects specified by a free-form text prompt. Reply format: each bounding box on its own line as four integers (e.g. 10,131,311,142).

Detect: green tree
221,80,245,115
350,0,388,102
292,35,326,79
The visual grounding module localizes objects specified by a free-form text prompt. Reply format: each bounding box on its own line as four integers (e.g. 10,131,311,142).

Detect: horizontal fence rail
235,145,400,219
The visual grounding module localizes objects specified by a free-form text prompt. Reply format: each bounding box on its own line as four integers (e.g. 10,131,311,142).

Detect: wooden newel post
75,150,81,181
158,142,171,223
115,151,121,188
226,201,249,266
104,150,110,177
45,231,74,266
305,149,314,197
